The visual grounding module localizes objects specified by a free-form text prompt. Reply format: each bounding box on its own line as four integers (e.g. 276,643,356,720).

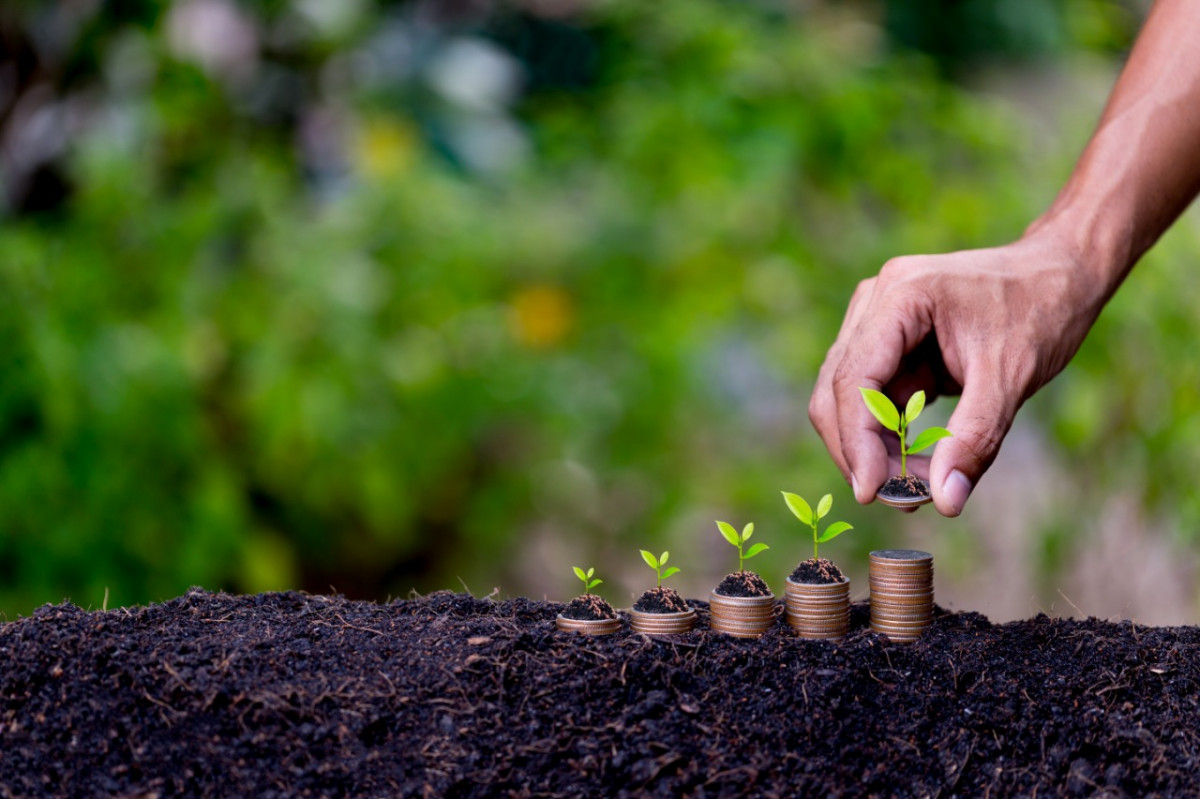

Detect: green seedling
782,492,853,560
572,566,602,596
715,521,768,573
640,550,680,588
858,388,953,477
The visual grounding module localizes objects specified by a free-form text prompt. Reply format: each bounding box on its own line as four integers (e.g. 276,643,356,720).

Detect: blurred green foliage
1,0,1186,619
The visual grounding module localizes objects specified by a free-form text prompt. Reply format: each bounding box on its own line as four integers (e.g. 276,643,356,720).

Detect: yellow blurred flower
509,285,574,348
354,117,418,178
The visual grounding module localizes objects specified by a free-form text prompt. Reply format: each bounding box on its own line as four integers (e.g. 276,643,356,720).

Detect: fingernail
851,473,861,502
944,469,973,515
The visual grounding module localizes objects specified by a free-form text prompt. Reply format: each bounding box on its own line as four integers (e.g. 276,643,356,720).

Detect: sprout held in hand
859,388,953,509
714,521,771,598
635,550,690,614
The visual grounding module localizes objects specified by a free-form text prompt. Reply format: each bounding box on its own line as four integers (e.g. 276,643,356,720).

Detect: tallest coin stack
868,549,934,642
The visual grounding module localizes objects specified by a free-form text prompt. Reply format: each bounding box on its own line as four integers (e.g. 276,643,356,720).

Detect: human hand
808,231,1109,516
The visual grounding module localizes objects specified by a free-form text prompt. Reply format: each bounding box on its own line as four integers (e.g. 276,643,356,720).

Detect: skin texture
810,0,1200,517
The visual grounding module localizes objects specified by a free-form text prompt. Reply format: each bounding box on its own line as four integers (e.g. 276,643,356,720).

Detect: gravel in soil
561,594,617,620
714,571,771,597
790,557,845,584
633,586,689,613
3,588,1199,797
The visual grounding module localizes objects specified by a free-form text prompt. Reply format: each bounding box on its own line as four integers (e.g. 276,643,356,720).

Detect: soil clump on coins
790,557,845,584
560,594,618,620
633,586,690,613
714,570,771,597
881,474,929,499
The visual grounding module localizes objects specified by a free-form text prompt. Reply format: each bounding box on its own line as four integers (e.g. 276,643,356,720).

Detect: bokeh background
2,0,1197,624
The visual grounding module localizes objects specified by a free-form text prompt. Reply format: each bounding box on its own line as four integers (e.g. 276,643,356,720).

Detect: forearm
1028,0,1200,300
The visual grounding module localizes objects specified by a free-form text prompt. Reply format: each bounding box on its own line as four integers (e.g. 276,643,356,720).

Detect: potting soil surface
2,588,1198,797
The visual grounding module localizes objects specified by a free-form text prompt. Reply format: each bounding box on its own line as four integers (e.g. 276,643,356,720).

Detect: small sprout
781,491,854,560
639,550,680,588
859,388,953,477
572,566,603,596
716,521,769,574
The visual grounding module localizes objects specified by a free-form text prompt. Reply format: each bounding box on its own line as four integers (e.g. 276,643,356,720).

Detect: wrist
1021,199,1136,307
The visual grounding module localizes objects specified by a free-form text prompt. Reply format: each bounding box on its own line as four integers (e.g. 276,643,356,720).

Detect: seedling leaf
782,491,813,525
590,578,603,588
659,551,669,567
909,426,954,454
817,521,854,542
742,522,754,541
660,567,680,580
573,566,587,581
905,391,925,425
640,550,659,570
859,387,900,431
744,542,769,559
816,493,832,520
716,520,740,546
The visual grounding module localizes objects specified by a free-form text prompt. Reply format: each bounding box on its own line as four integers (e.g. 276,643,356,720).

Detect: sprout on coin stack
708,521,777,638
630,550,696,634
781,491,853,640
556,566,622,636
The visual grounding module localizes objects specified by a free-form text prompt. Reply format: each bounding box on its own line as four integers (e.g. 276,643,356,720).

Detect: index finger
832,287,933,503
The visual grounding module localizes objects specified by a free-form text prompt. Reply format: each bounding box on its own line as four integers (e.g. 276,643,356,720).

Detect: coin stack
629,608,696,635
708,592,776,638
784,577,849,640
869,549,933,642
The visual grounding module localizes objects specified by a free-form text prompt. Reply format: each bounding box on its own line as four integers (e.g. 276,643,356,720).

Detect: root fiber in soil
2,588,1198,797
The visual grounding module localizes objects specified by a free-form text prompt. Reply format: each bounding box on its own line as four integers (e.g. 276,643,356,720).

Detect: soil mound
2,588,1198,796
714,571,771,597
633,586,689,613
790,557,845,584
561,594,618,620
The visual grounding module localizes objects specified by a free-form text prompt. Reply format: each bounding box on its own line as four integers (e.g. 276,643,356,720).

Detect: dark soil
3,588,1199,797
714,571,771,597
882,474,930,498
790,557,846,584
561,594,617,621
633,586,690,614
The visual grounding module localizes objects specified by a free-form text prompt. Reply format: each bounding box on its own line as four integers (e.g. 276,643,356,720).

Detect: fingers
809,277,878,484
831,285,933,505
929,373,1019,517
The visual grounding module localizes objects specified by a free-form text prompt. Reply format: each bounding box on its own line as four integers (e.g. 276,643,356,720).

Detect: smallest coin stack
869,549,933,643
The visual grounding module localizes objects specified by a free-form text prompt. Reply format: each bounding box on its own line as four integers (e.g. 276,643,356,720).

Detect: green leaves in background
0,0,1160,617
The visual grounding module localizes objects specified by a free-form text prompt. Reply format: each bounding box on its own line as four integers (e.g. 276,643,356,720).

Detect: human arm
808,0,1200,516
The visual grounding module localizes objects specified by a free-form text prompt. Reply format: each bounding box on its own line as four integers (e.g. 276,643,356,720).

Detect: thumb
929,375,1018,517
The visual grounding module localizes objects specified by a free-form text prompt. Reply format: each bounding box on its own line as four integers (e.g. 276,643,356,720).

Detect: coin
875,480,933,509
870,549,933,562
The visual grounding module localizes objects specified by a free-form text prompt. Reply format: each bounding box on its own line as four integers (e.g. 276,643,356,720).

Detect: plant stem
812,521,818,560
899,414,908,477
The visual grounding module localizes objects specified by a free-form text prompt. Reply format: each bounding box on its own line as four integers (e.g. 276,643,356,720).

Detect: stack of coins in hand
869,549,933,642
